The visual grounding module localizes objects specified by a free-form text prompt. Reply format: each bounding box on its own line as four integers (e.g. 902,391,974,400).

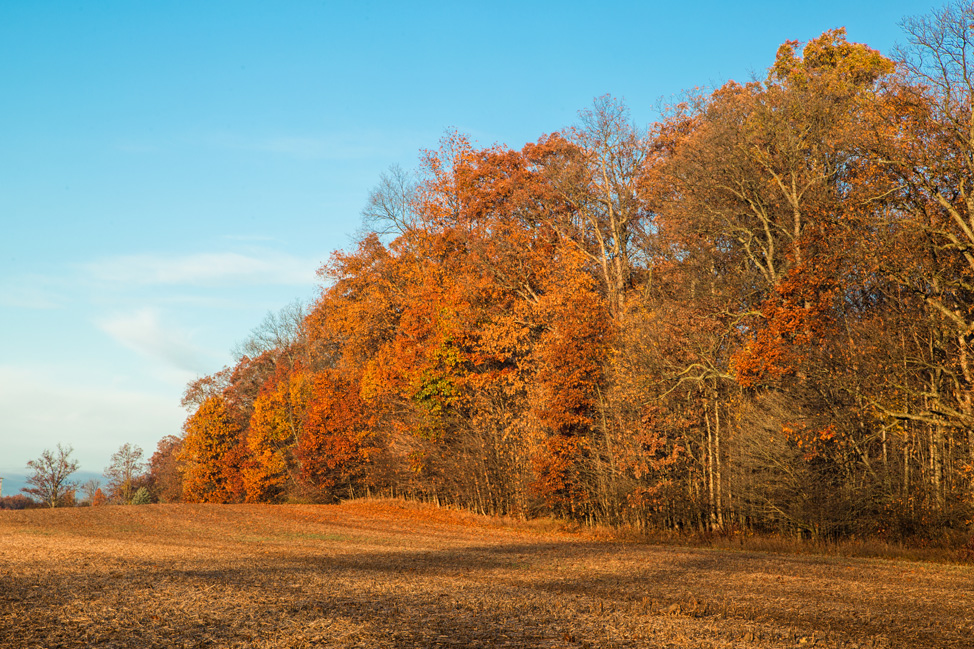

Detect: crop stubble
0,501,971,648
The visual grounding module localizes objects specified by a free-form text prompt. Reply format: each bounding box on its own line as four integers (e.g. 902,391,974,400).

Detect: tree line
2,443,152,509
26,6,974,544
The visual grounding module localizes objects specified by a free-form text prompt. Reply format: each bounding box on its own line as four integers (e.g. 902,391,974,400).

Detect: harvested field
0,501,971,648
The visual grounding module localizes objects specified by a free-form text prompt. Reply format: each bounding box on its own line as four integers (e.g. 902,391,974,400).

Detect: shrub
131,487,152,505
0,495,37,510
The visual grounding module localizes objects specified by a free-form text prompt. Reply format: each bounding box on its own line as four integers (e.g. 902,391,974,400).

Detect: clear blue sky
0,0,929,494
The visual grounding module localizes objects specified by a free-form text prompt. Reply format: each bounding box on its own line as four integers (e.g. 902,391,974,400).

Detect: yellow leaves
243,381,300,502
770,28,894,90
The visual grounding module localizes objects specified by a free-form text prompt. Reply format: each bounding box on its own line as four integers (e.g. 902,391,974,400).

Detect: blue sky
0,0,929,495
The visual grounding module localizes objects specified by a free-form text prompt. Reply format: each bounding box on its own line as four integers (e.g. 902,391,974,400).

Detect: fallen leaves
0,501,971,648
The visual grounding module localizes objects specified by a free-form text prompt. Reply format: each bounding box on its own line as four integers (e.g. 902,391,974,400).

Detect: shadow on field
3,535,972,648
219,540,968,648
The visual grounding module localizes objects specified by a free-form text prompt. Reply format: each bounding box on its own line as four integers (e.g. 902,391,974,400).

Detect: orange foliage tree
296,372,373,500
180,395,243,503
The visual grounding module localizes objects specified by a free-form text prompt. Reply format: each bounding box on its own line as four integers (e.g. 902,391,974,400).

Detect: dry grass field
0,500,971,648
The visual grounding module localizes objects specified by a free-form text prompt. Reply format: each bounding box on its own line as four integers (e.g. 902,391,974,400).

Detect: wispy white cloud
83,250,317,287
96,308,217,377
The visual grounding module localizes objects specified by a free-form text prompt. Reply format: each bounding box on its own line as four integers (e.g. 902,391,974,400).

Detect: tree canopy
161,6,974,542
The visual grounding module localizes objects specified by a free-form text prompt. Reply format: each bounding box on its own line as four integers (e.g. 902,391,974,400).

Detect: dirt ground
0,501,971,648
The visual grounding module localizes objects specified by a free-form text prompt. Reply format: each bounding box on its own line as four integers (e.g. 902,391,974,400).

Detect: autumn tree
840,1,974,524
630,28,904,536
22,444,79,508
295,371,373,501
529,96,652,318
180,395,243,503
301,136,523,512
361,164,419,238
0,495,35,510
525,248,610,518
92,488,108,506
104,443,148,504
80,479,101,505
241,371,310,502
148,435,184,503
233,300,308,371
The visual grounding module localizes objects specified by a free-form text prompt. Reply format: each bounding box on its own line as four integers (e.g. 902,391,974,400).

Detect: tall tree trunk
715,400,724,528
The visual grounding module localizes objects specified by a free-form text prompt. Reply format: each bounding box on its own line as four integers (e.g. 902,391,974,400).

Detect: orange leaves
524,251,612,513
731,258,839,388
180,396,242,504
530,255,609,436
297,372,372,497
771,28,894,90
241,373,309,502
161,21,974,540
780,422,843,462
530,435,590,513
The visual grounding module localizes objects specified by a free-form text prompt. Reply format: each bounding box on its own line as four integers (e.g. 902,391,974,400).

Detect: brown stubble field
0,501,971,649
